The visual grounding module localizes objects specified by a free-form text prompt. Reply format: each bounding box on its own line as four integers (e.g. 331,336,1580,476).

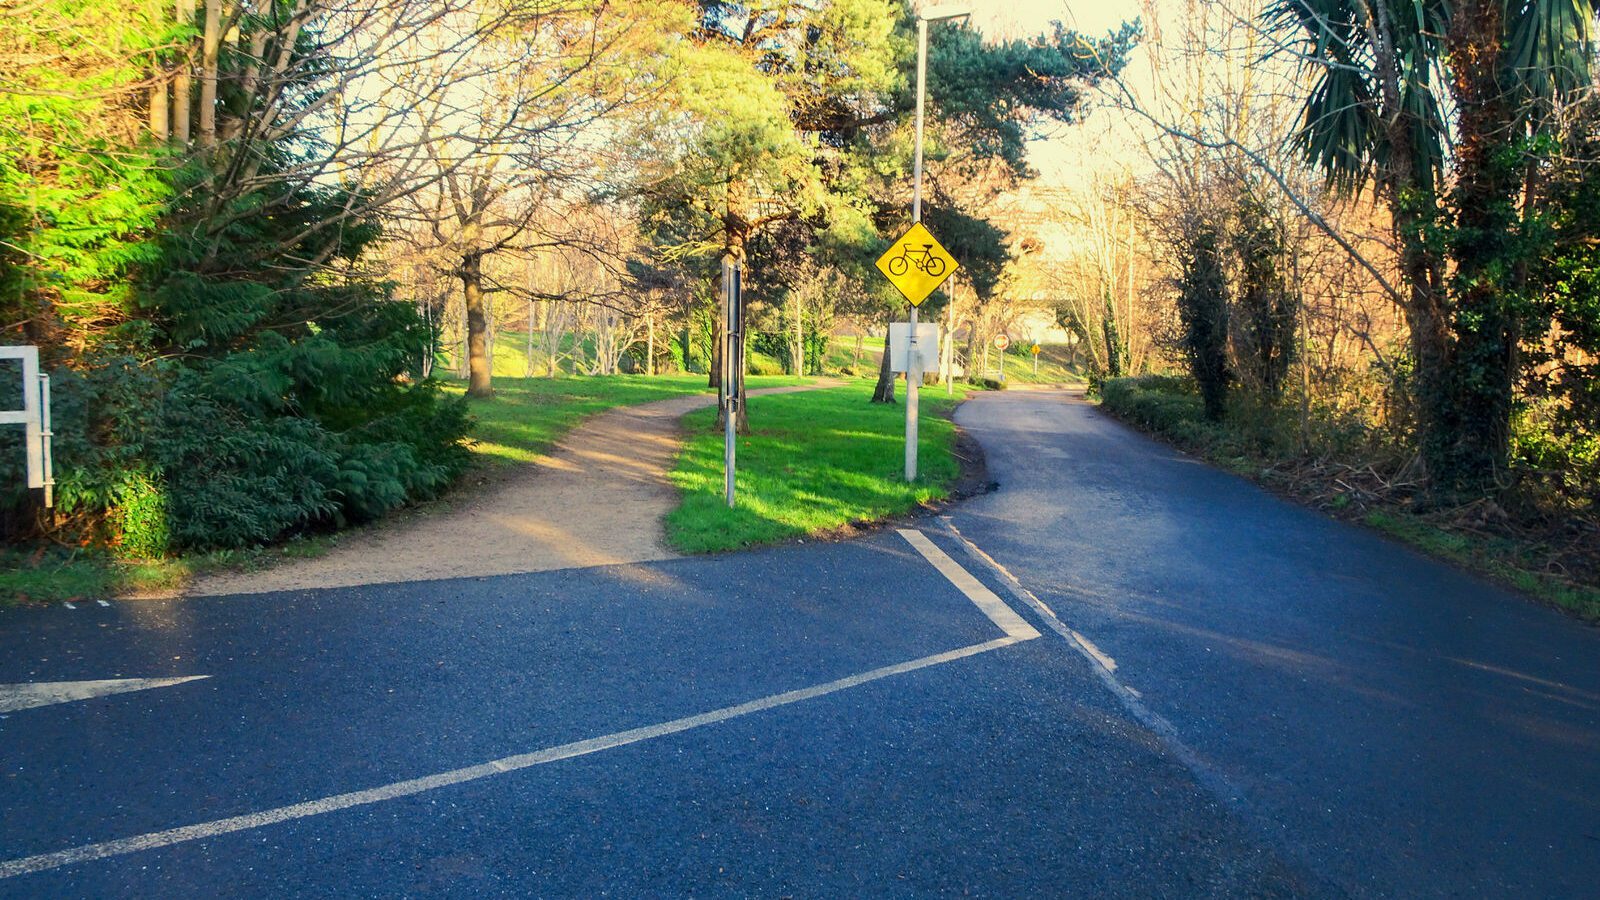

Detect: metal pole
912,18,928,224
722,255,736,508
906,16,929,483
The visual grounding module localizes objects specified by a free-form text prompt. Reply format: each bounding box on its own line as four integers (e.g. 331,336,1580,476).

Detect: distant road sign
993,334,1010,350
1030,343,1042,356
875,222,959,307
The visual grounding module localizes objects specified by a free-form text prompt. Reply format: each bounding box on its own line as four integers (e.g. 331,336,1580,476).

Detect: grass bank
666,381,973,553
1097,375,1600,621
454,374,806,465
3,373,806,604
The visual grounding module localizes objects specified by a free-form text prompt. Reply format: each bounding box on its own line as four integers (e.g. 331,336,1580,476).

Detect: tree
392,1,683,396
1264,0,1596,492
0,0,484,551
1232,192,1297,402
1177,222,1232,419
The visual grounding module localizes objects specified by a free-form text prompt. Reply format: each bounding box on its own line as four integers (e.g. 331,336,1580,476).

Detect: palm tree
1264,0,1594,493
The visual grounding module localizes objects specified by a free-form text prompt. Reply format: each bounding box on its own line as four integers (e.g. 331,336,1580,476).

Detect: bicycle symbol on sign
886,243,947,278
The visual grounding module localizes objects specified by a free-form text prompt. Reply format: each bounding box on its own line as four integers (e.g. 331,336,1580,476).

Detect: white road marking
97,600,111,607
933,519,1118,674
938,518,1250,806
0,677,210,714
61,602,75,610
898,528,1040,640
0,637,1024,880
1069,631,1118,673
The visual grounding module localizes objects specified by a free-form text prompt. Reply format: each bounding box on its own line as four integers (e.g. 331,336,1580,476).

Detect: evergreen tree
0,0,470,553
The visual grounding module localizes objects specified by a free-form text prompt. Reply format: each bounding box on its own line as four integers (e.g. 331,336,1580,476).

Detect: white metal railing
0,345,54,508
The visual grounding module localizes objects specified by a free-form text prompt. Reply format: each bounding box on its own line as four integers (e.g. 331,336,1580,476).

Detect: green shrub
747,350,786,376
114,472,170,559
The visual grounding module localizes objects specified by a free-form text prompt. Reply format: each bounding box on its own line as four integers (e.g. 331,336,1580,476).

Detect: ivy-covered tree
1231,193,1297,403
1177,222,1231,421
1266,0,1596,494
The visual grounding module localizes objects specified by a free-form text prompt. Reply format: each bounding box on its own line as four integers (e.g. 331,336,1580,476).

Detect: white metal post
39,372,52,508
1,345,52,507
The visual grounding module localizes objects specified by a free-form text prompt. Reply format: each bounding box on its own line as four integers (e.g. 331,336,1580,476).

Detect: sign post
1030,342,1041,376
721,255,742,508
870,6,968,483
993,333,1010,384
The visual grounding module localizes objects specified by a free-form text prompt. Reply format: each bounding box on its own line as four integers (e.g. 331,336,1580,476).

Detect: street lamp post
905,4,969,483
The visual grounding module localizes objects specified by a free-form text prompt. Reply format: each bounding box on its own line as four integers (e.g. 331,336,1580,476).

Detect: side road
193,382,837,595
948,388,1600,896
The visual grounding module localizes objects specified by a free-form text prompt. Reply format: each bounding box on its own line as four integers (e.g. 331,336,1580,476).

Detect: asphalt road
1,388,1595,897
949,389,1600,897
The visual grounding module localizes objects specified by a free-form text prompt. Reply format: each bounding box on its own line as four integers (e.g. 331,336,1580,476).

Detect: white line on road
938,518,1249,806
0,677,210,714
0,636,1024,881
898,529,1041,641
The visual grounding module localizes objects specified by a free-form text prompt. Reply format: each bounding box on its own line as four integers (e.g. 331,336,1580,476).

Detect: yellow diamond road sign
875,222,959,307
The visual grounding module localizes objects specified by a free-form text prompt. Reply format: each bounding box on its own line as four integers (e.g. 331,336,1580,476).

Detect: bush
747,350,786,376
1099,375,1218,446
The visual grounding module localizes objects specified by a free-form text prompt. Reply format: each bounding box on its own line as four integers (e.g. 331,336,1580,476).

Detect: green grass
5,372,811,604
2,537,337,605
982,343,1087,386
826,335,886,376
1363,511,1600,620
447,373,809,465
666,381,974,552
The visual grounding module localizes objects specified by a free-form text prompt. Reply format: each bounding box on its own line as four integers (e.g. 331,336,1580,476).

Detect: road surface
1,388,1595,896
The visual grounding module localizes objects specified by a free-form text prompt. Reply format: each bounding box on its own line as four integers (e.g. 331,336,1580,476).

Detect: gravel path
191,382,838,596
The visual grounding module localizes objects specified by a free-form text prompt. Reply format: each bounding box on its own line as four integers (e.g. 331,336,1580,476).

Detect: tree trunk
148,1,170,141
197,0,221,148
871,319,896,403
709,317,722,390
734,317,749,433
173,0,194,143
525,299,535,377
460,254,492,397
646,313,655,375
1439,0,1516,492
791,290,804,375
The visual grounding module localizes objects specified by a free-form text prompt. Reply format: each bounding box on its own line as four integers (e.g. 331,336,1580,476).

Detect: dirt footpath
191,382,837,596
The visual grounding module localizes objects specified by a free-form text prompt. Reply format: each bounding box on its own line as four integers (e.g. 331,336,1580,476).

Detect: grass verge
4,373,808,604
452,374,806,465
665,380,973,553
1097,375,1600,621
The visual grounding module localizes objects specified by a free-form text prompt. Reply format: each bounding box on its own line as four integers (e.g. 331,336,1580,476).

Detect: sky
969,1,1144,41
964,2,1152,185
